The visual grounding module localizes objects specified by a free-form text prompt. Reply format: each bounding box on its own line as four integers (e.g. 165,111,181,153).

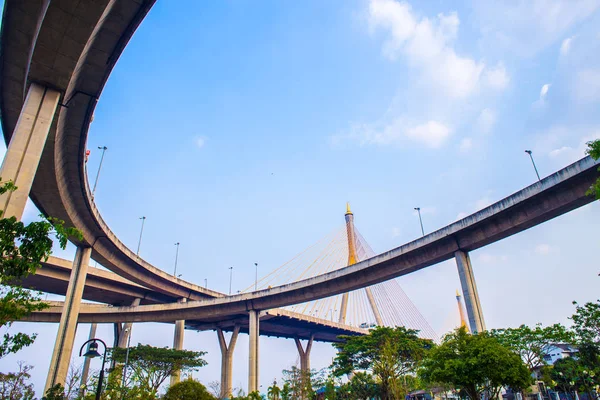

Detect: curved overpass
0,0,220,301
2,0,599,327
21,256,366,342
26,155,600,323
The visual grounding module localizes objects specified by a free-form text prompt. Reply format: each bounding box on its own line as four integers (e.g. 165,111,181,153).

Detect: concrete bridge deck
22,257,366,342
26,155,600,323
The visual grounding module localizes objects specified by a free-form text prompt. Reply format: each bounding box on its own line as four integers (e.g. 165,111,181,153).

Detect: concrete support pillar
46,246,92,392
118,298,141,348
294,334,314,374
365,287,383,326
248,309,260,394
217,325,240,399
455,250,486,333
78,323,97,397
170,298,187,386
295,335,314,400
0,83,60,220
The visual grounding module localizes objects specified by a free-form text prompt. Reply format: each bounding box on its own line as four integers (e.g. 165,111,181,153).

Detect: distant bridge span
27,155,599,323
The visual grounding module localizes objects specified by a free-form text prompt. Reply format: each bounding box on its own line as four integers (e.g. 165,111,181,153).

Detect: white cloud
574,68,600,102
392,227,401,237
549,146,574,157
405,121,451,148
560,36,575,55
540,83,551,99
535,243,552,255
473,0,600,56
337,119,451,149
459,137,473,152
484,64,510,90
195,137,207,149
368,0,505,99
476,108,497,134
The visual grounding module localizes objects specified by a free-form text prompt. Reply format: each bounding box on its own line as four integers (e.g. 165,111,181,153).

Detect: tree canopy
420,327,531,400
110,344,207,395
586,139,600,199
332,326,432,399
164,379,215,400
0,180,81,358
490,323,573,371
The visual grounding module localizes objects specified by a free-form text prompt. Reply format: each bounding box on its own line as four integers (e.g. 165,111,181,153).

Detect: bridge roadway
1,0,599,394
23,256,366,342
25,155,600,324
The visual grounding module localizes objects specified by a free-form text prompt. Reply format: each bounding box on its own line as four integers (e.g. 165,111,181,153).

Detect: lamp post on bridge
136,216,146,256
173,242,180,276
414,207,425,237
228,266,233,295
254,262,258,291
92,146,108,198
525,150,541,181
79,338,108,400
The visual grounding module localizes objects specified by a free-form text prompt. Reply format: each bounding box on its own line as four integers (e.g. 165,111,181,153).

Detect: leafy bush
164,379,215,400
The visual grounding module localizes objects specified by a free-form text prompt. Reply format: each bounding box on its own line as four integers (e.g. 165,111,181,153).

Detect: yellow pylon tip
346,202,352,215
456,289,460,297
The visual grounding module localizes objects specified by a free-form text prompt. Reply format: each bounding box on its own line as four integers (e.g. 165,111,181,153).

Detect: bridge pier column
118,298,141,348
46,246,92,392
217,325,240,399
78,323,97,397
170,298,187,386
0,83,60,220
248,309,260,394
455,250,486,333
294,334,314,378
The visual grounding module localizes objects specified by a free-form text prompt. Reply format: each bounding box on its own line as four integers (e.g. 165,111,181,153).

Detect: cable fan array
243,223,439,341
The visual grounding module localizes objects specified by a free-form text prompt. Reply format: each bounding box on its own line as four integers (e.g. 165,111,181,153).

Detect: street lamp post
92,146,108,197
204,278,207,288
228,266,233,295
254,262,258,291
525,150,541,181
414,207,425,236
173,242,180,275
79,338,108,400
136,216,146,256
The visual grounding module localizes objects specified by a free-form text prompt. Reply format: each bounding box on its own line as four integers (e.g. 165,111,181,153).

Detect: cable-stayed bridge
1,1,598,397
245,205,437,340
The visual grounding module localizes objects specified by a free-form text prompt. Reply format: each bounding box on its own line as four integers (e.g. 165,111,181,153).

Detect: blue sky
2,0,600,395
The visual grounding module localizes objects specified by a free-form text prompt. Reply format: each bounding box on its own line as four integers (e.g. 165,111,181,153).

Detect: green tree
164,379,215,400
571,300,600,349
280,383,291,400
332,326,432,400
346,372,379,399
586,139,600,198
267,380,281,400
0,362,35,400
0,180,81,358
110,344,207,396
420,327,531,400
490,323,574,371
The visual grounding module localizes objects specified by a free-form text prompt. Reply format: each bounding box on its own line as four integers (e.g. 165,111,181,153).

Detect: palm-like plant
267,380,281,400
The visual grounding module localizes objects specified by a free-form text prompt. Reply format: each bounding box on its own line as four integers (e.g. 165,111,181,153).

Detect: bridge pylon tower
338,203,383,326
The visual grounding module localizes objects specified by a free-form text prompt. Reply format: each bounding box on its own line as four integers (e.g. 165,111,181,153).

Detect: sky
1,0,600,396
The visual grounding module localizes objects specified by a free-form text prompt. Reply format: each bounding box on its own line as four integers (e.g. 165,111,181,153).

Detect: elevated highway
1,0,598,394
26,155,600,324
23,256,366,342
